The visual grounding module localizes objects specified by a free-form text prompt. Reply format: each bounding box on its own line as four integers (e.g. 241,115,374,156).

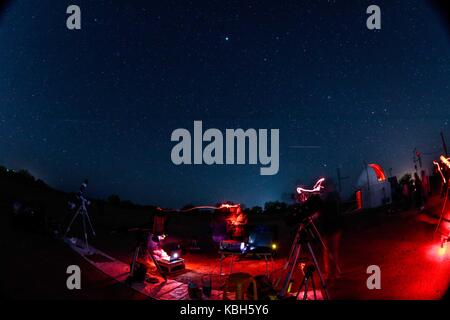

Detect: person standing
414,172,424,210
402,179,411,210
210,212,228,243
421,170,430,202
316,180,342,282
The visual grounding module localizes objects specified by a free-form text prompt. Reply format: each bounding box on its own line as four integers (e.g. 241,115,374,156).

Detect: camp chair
222,272,258,300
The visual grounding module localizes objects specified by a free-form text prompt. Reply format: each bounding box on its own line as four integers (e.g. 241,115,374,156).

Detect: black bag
132,263,147,282
248,275,277,300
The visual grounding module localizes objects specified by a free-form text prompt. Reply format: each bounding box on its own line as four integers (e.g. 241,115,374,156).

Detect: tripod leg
279,242,302,297
310,222,342,274
285,226,302,269
303,277,309,300
219,253,224,277
295,274,306,300
311,273,317,300
82,213,89,249
275,225,304,289
64,209,80,238
84,209,96,237
436,186,449,233
307,242,330,300
130,246,140,275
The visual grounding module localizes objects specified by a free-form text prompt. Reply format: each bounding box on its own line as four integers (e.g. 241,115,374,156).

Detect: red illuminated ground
4,205,450,300
163,210,450,299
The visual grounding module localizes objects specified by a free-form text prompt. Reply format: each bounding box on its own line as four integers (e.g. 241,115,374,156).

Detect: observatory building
356,163,392,209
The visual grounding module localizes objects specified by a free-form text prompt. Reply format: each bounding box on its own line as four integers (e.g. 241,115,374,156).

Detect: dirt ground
2,202,450,300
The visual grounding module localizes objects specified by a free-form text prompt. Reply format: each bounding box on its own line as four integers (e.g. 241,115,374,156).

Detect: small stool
222,272,258,300
256,253,274,277
251,247,274,277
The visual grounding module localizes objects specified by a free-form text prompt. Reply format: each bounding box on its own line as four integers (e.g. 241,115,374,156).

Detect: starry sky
1,0,450,208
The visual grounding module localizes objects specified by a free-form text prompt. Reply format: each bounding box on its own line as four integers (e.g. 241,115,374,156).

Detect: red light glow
433,160,446,183
296,177,325,195
296,178,326,203
426,242,449,261
176,204,241,212
438,246,447,257
356,190,362,210
440,155,450,169
368,163,386,181
218,203,241,209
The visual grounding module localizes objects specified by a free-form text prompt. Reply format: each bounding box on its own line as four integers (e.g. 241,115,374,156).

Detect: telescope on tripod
275,213,337,299
275,178,341,300
64,179,96,251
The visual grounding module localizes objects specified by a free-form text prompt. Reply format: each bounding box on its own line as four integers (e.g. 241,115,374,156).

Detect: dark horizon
1,0,450,208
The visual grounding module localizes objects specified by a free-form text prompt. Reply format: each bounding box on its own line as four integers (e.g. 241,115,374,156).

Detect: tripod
436,182,450,247
64,196,96,250
276,215,340,300
295,265,317,300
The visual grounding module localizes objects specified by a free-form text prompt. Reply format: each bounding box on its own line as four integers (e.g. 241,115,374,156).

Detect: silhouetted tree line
0,166,50,190
0,164,317,216
0,164,160,212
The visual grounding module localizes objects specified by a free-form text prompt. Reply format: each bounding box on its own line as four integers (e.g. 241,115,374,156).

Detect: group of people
401,170,430,210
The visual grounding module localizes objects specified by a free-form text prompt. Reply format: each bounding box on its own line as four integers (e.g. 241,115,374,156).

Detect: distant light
172,252,179,259
438,246,447,257
225,36,229,41
272,243,277,250
440,155,450,169
426,243,448,261
240,242,246,251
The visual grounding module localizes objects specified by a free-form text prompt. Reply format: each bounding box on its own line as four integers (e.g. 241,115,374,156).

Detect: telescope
64,179,96,251
285,194,323,226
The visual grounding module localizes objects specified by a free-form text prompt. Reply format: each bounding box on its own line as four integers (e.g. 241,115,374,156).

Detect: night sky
1,0,450,208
